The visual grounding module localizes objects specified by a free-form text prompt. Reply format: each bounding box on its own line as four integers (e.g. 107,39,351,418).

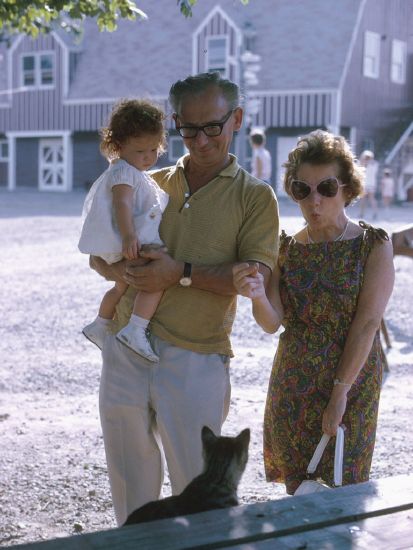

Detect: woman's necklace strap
307,219,349,244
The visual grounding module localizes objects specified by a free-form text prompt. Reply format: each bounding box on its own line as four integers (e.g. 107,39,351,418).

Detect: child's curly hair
100,99,167,160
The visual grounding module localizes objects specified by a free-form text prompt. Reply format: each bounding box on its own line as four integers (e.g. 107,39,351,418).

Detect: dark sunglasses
175,109,234,138
290,177,346,201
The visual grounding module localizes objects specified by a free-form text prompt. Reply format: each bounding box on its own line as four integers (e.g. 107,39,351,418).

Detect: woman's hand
232,262,266,300
322,386,349,436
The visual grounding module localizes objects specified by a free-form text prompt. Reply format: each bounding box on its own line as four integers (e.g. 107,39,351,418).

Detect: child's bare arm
112,184,140,260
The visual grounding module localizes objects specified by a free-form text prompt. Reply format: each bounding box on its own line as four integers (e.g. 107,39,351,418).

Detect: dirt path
0,190,412,546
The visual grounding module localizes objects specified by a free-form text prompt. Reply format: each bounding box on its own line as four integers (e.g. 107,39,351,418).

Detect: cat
123,425,250,526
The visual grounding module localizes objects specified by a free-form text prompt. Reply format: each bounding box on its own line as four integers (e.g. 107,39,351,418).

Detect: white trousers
99,333,231,526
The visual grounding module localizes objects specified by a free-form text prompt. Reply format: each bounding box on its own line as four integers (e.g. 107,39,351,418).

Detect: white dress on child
78,159,169,264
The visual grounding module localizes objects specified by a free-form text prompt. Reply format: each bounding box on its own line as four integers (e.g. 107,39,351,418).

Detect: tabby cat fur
123,425,250,526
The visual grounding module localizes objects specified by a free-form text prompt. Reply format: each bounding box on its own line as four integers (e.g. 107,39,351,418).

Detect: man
91,72,279,525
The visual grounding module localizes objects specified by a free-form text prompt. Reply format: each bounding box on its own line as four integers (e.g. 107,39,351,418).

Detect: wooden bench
14,474,413,549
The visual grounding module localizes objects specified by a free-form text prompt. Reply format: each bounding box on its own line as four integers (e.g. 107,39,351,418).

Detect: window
206,37,228,75
40,54,54,85
168,136,188,162
363,31,380,79
21,52,54,88
0,140,8,161
391,39,407,84
22,56,35,86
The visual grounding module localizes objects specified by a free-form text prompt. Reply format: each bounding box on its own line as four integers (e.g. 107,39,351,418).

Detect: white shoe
82,319,111,350
116,325,159,362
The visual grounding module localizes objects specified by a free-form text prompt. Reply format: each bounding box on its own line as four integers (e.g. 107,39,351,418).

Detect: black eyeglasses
175,110,234,138
290,177,346,201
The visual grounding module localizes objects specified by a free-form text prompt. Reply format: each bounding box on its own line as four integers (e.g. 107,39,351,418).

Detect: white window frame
363,31,380,79
206,35,228,76
168,136,188,162
391,39,407,84
0,139,8,161
20,51,55,89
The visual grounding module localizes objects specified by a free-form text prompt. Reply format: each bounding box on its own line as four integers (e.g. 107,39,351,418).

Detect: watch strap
183,262,192,278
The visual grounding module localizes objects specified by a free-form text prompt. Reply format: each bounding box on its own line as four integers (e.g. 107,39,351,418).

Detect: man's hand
90,255,146,283
123,247,183,293
90,255,127,282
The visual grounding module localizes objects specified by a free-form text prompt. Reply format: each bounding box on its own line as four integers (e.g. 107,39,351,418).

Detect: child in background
78,99,168,362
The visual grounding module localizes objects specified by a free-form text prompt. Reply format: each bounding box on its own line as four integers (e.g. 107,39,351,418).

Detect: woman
233,130,394,494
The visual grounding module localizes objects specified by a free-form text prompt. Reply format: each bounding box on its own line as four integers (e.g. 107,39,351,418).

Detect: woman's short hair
169,72,240,113
283,129,364,206
100,99,166,160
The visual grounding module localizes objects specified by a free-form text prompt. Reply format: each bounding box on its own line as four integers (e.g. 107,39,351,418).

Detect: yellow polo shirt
115,154,279,356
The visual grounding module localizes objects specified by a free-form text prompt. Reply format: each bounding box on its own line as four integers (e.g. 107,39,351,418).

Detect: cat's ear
237,428,251,448
202,425,217,447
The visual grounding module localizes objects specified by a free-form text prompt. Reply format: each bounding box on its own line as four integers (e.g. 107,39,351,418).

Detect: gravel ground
0,189,412,547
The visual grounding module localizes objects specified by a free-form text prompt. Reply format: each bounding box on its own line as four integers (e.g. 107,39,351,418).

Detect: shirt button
184,203,190,208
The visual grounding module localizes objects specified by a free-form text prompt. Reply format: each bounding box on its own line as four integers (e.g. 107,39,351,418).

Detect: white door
39,138,66,191
276,137,300,197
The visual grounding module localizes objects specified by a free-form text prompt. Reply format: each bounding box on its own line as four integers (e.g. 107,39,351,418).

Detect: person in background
359,150,378,219
391,224,413,258
233,130,394,495
250,130,272,185
380,168,395,215
90,72,279,525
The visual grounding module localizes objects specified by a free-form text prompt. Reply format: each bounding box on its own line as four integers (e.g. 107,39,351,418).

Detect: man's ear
233,107,243,131
172,113,179,127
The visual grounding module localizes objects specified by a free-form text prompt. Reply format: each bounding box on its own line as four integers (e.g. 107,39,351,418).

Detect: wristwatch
179,262,192,287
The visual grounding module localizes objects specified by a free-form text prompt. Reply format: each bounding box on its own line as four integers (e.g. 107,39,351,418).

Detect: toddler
78,99,168,362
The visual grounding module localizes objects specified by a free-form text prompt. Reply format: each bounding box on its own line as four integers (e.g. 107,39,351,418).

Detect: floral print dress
263,223,388,494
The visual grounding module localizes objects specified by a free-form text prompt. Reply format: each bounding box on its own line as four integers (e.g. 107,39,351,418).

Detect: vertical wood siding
340,0,413,153
248,92,332,128
0,28,333,134
196,11,237,78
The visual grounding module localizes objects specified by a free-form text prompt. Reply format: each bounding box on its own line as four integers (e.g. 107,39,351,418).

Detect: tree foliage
0,1,146,37
0,1,250,38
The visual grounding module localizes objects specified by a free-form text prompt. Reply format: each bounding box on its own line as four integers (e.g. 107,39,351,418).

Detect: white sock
96,315,112,326
129,314,150,329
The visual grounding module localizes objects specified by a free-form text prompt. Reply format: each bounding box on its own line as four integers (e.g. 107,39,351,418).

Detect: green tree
0,1,249,38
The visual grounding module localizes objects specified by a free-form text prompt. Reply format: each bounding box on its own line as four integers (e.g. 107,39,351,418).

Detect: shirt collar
176,154,240,178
